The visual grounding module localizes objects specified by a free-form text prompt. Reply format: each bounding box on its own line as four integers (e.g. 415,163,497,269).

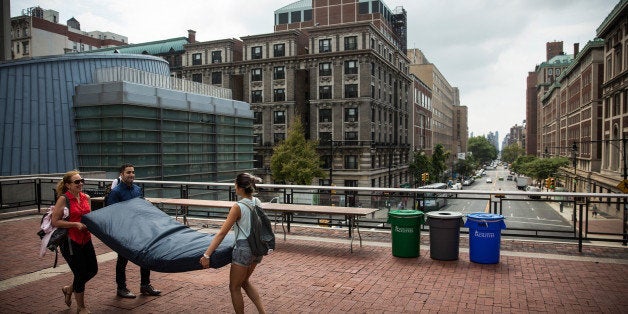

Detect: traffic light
550,178,555,189
421,173,429,182
545,178,550,189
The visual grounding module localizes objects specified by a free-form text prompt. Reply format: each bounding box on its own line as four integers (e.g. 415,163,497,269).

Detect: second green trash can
425,211,464,260
387,210,424,257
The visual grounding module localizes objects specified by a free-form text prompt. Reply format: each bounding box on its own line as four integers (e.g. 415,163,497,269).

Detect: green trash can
387,210,424,257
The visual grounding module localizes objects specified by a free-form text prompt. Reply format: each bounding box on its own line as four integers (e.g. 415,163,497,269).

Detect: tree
269,119,326,184
501,144,525,164
409,150,432,186
467,136,497,165
431,144,450,182
515,156,569,186
453,157,477,179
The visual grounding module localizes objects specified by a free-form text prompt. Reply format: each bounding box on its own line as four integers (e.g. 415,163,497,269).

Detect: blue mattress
82,197,233,272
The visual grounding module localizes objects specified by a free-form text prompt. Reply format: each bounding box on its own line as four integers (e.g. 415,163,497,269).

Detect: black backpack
236,199,275,256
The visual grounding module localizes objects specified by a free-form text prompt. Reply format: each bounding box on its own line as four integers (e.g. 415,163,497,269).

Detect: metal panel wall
0,54,170,175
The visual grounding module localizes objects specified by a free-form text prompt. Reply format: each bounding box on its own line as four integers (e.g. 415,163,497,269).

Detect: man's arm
107,187,121,206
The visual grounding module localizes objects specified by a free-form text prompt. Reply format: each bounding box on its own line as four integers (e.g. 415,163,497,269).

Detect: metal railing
1,176,626,250
93,67,232,99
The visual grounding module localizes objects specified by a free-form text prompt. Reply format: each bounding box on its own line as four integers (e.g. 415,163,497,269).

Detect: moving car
526,186,541,199
486,178,493,183
506,175,513,181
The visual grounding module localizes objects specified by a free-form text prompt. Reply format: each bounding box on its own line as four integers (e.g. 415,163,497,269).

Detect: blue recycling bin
464,213,506,264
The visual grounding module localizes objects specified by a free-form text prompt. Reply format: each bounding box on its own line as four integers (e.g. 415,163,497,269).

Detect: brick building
182,0,413,191
10,6,126,59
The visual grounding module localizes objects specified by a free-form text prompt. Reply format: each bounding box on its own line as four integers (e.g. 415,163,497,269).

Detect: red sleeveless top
65,191,92,245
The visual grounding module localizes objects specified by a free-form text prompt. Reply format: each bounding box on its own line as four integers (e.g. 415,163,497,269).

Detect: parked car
498,176,504,181
506,175,513,181
486,178,493,183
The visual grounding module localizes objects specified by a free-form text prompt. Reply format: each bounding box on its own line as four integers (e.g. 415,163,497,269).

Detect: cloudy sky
11,0,618,144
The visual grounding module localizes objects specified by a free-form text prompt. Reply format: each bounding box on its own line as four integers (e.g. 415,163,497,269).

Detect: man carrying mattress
107,163,161,298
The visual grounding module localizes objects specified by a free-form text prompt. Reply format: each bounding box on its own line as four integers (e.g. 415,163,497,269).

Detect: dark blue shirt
107,182,143,205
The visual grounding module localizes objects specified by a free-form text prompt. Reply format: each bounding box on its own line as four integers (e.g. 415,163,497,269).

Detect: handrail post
578,203,583,252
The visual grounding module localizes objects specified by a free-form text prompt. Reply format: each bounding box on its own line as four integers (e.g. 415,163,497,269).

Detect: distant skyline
10,0,619,144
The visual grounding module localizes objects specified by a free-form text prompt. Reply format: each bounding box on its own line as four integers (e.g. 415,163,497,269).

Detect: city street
446,165,574,232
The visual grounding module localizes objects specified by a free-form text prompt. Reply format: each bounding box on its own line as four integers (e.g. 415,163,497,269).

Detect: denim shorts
232,239,263,267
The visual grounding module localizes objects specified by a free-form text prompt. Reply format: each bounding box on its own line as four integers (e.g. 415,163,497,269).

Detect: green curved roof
86,37,189,55
275,0,311,14
537,54,573,68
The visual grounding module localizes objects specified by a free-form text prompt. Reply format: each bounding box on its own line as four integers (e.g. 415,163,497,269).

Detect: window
345,155,358,169
274,43,285,57
254,112,263,124
274,133,285,143
192,53,202,65
211,72,222,84
273,66,285,79
322,155,332,169
359,1,369,14
319,62,332,76
291,11,301,23
319,86,332,99
254,154,263,168
344,36,357,50
23,42,29,54
251,46,262,59
319,132,332,143
278,12,289,24
345,108,358,122
251,68,262,81
345,60,358,74
274,111,286,124
251,90,262,103
319,39,331,53
274,89,285,102
192,73,202,83
253,134,262,146
319,109,332,122
345,84,358,98
304,9,312,21
211,51,222,63
345,131,358,141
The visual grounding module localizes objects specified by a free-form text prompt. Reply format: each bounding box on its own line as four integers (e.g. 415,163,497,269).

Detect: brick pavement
1,215,627,313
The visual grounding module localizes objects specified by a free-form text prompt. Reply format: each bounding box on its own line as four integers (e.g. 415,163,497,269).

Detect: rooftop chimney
188,30,196,43
574,43,579,58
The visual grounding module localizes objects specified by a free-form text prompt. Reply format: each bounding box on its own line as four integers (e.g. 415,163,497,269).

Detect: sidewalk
1,215,627,313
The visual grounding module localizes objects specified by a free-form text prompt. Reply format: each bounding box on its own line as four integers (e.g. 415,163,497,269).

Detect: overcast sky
11,0,619,145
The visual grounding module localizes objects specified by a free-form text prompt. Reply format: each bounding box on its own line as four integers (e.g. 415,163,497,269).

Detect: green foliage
501,144,525,164
453,157,477,179
431,144,450,182
511,155,536,175
467,136,497,165
513,156,569,185
409,150,432,186
269,119,326,185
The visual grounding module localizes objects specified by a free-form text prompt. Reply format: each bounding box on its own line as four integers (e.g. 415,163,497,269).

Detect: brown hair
235,173,262,195
55,170,80,198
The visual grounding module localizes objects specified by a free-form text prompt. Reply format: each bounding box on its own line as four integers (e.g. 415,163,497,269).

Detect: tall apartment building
182,0,412,191
596,0,628,197
526,41,573,156
454,101,469,154
10,6,127,59
410,73,433,156
528,0,627,200
507,123,525,148
407,48,460,155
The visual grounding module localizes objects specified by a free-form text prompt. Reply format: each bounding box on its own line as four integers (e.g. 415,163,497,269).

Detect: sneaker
116,288,136,299
140,284,161,296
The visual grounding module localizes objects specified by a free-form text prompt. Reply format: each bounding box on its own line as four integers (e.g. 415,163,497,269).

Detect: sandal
62,286,72,307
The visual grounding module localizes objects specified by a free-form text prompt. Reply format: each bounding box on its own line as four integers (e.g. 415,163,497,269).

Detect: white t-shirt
234,197,260,241
110,177,121,189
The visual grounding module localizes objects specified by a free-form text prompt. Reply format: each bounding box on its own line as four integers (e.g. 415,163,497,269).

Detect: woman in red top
52,170,97,314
